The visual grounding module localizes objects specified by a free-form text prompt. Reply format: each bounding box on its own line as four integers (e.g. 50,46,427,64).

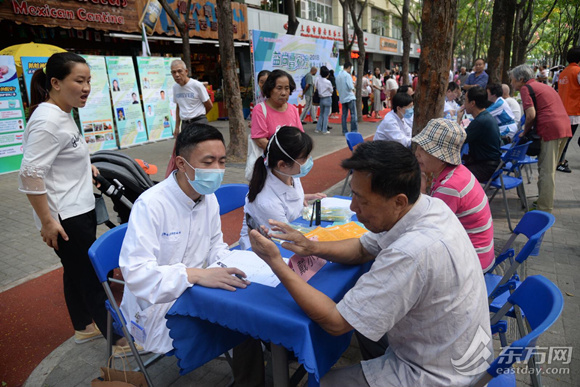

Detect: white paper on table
208,250,281,288
321,197,352,210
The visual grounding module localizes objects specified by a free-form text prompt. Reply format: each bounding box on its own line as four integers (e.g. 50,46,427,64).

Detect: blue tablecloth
166,255,372,384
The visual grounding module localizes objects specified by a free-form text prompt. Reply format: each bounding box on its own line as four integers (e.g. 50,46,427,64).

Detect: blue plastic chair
215,183,249,216
460,143,469,163
340,132,365,196
486,210,555,319
88,224,159,387
500,130,537,184
483,141,532,231
472,275,563,387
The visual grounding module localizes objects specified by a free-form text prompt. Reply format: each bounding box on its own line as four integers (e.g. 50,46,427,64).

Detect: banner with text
0,56,26,174
164,58,177,132
251,30,340,105
79,55,117,152
136,56,173,141
106,56,148,148
21,57,48,103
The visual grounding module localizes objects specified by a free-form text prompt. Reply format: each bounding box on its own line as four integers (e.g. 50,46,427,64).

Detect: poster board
21,57,48,103
79,55,118,152
106,56,148,148
0,56,26,174
164,58,177,132
251,30,340,105
136,56,174,141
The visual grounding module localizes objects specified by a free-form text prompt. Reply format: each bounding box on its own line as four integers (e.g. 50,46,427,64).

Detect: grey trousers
320,363,370,387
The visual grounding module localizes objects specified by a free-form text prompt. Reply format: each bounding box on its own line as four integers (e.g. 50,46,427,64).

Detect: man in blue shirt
336,61,358,134
463,58,489,91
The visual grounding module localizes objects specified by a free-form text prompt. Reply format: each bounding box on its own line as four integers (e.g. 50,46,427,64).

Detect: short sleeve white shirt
172,79,210,120
505,97,522,123
337,195,492,386
18,103,94,229
386,78,398,92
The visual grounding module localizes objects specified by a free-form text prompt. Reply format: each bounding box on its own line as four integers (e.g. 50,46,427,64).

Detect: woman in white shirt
444,82,461,119
374,92,414,147
315,66,333,134
18,53,127,351
239,126,325,249
372,68,383,119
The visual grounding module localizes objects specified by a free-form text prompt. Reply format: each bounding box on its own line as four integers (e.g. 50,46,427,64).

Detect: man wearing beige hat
413,118,494,272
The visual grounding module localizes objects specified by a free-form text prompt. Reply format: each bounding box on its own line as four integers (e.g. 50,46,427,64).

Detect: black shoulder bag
521,84,542,156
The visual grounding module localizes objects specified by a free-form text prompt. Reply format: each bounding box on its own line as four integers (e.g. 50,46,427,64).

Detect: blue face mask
404,106,414,119
275,156,314,178
182,158,224,195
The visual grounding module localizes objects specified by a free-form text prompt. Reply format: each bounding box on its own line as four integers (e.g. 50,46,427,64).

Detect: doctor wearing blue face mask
239,126,326,250
374,92,414,147
118,124,254,359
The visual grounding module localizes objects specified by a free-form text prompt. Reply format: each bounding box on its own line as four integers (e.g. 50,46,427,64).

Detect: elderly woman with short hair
412,118,495,272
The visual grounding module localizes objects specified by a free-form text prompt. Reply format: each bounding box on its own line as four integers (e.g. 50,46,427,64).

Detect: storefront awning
106,33,249,47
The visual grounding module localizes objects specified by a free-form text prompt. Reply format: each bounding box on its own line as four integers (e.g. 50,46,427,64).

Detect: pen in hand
216,261,247,281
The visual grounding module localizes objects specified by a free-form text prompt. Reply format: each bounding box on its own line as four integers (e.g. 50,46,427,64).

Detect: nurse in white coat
119,124,249,354
239,126,325,249
374,92,414,147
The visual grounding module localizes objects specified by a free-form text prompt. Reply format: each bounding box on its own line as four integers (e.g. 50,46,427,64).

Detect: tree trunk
339,0,353,61
159,0,192,72
511,3,522,68
347,0,368,121
472,0,480,64
502,0,516,84
216,0,246,161
413,0,458,135
401,0,411,86
487,0,512,84
286,0,299,35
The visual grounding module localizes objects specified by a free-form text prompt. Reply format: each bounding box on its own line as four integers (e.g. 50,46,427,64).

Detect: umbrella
0,42,67,76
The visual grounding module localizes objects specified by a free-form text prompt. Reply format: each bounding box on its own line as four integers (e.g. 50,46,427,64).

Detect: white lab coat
119,173,229,354
375,110,412,147
239,169,304,250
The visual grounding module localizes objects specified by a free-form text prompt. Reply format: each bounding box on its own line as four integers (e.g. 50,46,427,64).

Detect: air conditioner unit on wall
316,16,322,22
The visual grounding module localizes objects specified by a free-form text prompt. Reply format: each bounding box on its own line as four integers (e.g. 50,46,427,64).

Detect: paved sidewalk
1,119,579,386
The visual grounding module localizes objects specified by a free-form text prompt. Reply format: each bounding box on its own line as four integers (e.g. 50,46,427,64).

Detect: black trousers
55,210,121,342
362,96,370,116
232,338,265,386
465,159,500,183
559,124,578,164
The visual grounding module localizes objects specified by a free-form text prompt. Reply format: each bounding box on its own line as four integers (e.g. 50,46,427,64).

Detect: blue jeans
341,100,358,134
316,97,332,133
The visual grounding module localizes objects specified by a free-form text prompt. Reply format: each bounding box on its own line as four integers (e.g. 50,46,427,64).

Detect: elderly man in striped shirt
413,118,494,272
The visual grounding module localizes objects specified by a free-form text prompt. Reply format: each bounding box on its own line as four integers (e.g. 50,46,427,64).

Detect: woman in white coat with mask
239,126,325,249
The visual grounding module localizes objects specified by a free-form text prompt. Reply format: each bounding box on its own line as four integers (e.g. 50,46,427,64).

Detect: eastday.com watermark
495,366,570,375
451,325,573,376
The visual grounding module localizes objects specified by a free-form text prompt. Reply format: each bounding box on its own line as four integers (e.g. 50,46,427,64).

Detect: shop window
371,8,387,36
391,16,402,40
299,0,332,24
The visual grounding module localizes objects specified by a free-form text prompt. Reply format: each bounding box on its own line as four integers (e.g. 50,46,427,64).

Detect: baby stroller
91,150,156,226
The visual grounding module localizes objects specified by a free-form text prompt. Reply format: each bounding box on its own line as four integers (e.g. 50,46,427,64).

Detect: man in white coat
119,124,262,384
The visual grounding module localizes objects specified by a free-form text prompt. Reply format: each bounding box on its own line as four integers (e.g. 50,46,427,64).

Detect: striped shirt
487,97,517,138
432,164,495,271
